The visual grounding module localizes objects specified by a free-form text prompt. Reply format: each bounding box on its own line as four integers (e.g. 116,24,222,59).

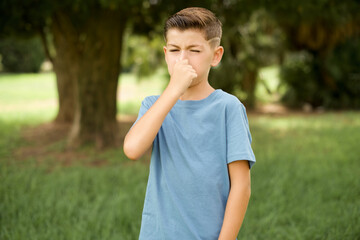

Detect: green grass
244,113,360,239
0,71,166,119
1,73,360,239
1,162,148,240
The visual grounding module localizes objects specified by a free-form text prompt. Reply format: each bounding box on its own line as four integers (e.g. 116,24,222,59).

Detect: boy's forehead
166,28,207,45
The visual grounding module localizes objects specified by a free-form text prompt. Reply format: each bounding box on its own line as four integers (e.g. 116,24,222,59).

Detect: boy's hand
168,59,197,97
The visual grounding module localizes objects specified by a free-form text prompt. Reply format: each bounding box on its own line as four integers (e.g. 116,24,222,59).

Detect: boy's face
164,29,223,87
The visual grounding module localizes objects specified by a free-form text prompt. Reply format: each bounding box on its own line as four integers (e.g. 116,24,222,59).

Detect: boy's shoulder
215,90,245,110
141,95,160,108
143,95,160,102
217,90,242,103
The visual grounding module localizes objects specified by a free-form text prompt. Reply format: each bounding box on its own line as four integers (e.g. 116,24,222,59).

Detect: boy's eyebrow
167,38,220,48
167,43,203,48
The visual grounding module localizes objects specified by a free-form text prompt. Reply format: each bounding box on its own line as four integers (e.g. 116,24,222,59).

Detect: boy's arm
123,59,197,160
218,160,251,240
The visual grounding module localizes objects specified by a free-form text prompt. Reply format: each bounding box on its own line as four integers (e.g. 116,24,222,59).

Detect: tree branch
39,27,54,63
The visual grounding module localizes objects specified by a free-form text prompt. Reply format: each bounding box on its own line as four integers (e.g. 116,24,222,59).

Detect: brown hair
164,7,222,43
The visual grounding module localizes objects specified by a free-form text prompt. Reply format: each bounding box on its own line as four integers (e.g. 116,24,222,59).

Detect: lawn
0,72,359,240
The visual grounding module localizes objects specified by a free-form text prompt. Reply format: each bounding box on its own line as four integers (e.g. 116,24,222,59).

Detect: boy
124,7,256,240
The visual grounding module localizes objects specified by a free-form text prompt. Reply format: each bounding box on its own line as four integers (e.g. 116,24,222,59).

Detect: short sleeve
226,98,256,169
133,96,159,125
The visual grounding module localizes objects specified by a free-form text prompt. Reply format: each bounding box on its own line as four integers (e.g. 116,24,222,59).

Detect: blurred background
0,0,359,239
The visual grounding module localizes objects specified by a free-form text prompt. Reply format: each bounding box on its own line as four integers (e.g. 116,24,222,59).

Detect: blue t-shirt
136,89,256,240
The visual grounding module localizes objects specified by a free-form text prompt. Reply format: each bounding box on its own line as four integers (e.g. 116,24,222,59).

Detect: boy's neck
179,79,215,101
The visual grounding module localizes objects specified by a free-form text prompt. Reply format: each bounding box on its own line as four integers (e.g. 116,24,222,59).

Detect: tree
264,0,360,108
51,8,128,148
0,0,146,148
210,2,283,109
0,0,217,148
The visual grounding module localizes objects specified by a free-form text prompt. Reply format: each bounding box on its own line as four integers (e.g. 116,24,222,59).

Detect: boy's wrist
164,81,185,100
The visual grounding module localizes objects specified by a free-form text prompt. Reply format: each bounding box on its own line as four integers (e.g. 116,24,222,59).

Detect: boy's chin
189,78,202,88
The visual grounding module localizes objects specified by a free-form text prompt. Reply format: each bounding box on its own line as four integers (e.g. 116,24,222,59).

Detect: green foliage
209,57,243,97
1,0,359,109
265,0,360,29
0,0,50,37
324,37,360,108
122,33,165,78
0,37,46,73
265,0,360,109
280,51,319,108
234,9,284,70
210,9,284,105
281,37,360,109
0,0,146,37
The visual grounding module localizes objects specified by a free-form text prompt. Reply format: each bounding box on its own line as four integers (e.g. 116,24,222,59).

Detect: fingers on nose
176,58,188,64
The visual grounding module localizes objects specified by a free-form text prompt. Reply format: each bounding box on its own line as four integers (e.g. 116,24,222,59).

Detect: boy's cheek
167,64,174,76
167,60,177,76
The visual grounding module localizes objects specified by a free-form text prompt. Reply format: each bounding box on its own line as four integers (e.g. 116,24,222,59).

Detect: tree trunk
242,69,258,109
52,12,77,124
66,10,126,149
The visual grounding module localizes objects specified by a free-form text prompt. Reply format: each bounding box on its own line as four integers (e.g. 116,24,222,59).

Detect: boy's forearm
123,86,180,160
124,60,196,160
218,181,251,240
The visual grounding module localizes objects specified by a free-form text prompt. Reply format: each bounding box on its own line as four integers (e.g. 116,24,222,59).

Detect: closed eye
169,49,179,52
190,50,201,53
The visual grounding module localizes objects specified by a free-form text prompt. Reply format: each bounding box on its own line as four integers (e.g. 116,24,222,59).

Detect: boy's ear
163,46,168,64
211,46,224,67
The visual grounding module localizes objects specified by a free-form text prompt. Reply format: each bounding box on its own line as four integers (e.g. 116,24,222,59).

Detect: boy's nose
179,50,187,61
